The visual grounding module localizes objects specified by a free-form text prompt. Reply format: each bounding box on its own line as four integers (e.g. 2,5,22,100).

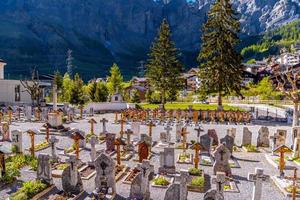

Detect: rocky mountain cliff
0,0,299,79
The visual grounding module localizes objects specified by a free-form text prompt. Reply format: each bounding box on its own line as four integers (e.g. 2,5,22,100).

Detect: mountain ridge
0,0,299,80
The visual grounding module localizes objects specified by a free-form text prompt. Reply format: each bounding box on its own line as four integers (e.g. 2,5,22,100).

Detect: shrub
11,145,18,153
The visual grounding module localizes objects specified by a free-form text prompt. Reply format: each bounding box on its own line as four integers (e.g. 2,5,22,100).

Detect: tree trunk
218,91,223,111
293,102,299,127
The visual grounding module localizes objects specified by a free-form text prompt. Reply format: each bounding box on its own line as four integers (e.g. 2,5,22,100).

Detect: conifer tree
198,0,243,110
146,19,183,107
107,63,123,95
88,81,97,102
70,73,85,105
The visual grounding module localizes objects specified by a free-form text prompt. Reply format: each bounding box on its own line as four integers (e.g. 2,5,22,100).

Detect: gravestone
130,160,151,200
159,147,176,174
275,129,287,147
140,134,152,147
89,135,99,166
248,168,270,200
200,133,213,153
138,141,149,163
94,153,116,196
25,106,32,121
11,130,22,153
293,127,300,158
212,144,231,176
49,136,59,162
257,127,270,147
62,155,83,195
78,131,86,148
105,133,116,154
220,135,234,154
37,153,52,184
204,189,224,200
242,127,252,146
175,122,183,142
208,129,219,146
131,121,141,135
227,128,236,139
212,172,226,196
194,126,204,143
100,118,108,134
164,169,188,200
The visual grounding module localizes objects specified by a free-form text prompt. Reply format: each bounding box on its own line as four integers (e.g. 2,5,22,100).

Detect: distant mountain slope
0,0,299,80
241,20,300,61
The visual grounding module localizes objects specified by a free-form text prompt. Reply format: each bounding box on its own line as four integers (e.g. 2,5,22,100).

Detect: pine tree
130,89,141,103
146,19,183,107
95,82,109,102
198,0,243,110
88,81,97,102
62,73,73,103
107,63,123,95
70,73,85,105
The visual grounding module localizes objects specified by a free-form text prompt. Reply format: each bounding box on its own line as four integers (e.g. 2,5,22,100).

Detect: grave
248,168,270,200
212,144,231,176
158,147,176,174
11,130,22,153
241,127,252,146
257,126,270,147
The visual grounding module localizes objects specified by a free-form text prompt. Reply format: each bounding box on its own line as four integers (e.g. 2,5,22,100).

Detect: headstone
100,118,108,134
212,144,231,176
159,147,176,174
25,106,32,121
138,141,149,163
49,136,59,162
212,172,226,196
257,127,269,147
204,189,224,200
208,129,219,146
220,135,234,154
194,126,204,143
89,135,99,166
131,121,141,135
200,133,213,153
248,168,270,200
227,128,236,139
94,153,116,196
105,133,116,154
175,122,183,142
140,134,152,147
11,130,22,153
62,155,83,194
130,160,151,200
242,127,252,146
37,153,52,184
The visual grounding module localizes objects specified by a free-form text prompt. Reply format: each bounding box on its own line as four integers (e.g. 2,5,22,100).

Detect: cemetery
0,103,299,200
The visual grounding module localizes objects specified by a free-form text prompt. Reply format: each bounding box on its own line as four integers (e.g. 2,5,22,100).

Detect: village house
182,68,200,92
0,60,48,105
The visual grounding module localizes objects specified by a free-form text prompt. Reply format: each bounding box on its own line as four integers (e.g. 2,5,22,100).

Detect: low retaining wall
86,102,136,113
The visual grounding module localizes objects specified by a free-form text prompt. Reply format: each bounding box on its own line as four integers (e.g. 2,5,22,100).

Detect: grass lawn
139,103,244,111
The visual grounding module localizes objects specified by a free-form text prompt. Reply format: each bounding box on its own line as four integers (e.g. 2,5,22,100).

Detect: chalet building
131,77,149,89
182,68,200,92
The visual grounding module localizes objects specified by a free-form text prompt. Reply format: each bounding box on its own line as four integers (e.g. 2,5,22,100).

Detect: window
15,85,20,102
115,96,118,101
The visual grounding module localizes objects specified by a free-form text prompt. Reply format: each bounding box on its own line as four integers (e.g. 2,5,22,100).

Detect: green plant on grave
153,176,170,186
190,140,196,145
293,157,300,164
286,185,300,194
56,163,69,170
65,143,76,153
11,180,48,200
188,168,202,176
34,141,49,151
201,159,211,165
224,184,231,190
11,145,18,153
85,132,95,143
179,153,190,162
191,176,205,187
243,144,259,152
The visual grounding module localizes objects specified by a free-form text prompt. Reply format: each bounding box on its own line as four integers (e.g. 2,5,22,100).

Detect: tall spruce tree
146,19,183,107
198,0,243,110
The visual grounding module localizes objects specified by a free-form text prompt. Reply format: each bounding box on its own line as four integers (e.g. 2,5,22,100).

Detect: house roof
132,76,148,82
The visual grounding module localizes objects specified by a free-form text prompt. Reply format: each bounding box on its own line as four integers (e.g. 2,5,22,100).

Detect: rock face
0,0,299,78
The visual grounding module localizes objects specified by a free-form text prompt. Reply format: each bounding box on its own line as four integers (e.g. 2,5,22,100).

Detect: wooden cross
194,126,204,142
119,117,126,138
114,112,119,123
181,127,188,154
274,145,293,177
194,143,201,169
114,138,123,166
71,131,85,160
288,168,299,200
88,118,97,134
7,108,13,124
27,129,36,157
147,120,155,137
43,123,50,142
